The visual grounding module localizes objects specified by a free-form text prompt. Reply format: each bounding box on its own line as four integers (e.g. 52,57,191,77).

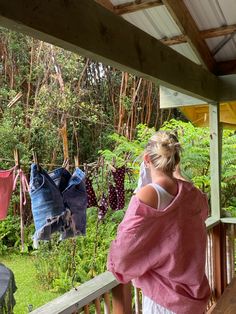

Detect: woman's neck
150,168,174,182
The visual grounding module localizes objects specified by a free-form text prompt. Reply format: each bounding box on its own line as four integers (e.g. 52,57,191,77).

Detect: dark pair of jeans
30,164,87,241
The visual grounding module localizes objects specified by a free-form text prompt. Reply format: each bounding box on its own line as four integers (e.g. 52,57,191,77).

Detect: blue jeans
30,164,87,241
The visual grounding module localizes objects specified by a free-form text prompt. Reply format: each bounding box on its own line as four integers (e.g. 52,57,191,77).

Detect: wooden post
212,224,227,299
112,283,132,314
209,102,222,219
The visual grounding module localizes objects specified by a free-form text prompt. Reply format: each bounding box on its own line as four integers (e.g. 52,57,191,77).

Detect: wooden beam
30,271,118,313
209,102,221,219
0,0,220,103
114,0,163,15
218,75,236,102
160,34,187,46
112,283,132,314
95,0,114,12
162,0,216,71
160,24,236,46
201,24,236,39
215,59,236,75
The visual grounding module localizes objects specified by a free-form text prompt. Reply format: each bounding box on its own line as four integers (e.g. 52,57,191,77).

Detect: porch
1,1,236,313
28,219,236,313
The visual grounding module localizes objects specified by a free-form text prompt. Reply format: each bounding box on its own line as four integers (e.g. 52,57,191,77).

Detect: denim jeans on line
30,164,87,241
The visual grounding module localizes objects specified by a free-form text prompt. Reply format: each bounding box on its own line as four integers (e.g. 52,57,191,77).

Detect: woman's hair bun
145,131,181,172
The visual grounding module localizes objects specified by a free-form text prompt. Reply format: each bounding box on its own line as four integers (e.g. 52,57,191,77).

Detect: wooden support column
112,283,132,314
210,103,227,298
209,102,221,219
212,224,227,299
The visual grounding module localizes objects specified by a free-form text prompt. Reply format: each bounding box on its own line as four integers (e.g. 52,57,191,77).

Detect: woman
107,131,210,314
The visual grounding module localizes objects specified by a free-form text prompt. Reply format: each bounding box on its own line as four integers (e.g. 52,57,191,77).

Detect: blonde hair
145,130,181,173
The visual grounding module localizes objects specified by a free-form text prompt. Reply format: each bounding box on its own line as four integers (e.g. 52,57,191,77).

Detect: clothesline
0,158,98,169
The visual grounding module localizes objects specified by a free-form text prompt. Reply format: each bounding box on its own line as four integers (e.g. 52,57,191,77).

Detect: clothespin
13,149,20,169
109,156,116,172
32,151,40,171
62,158,69,168
74,155,79,168
83,163,88,175
100,156,104,167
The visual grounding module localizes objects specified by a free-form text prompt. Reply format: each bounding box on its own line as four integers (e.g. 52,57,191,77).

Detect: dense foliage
1,27,236,301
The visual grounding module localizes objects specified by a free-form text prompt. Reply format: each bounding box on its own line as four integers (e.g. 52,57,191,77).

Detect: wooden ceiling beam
201,24,236,39
95,0,114,12
114,0,163,15
162,0,216,71
0,0,221,102
214,60,236,75
161,24,236,46
160,34,187,46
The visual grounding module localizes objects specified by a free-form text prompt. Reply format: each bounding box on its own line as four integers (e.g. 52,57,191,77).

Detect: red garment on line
0,168,15,220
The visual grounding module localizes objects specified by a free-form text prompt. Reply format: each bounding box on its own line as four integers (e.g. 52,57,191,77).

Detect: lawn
0,254,60,314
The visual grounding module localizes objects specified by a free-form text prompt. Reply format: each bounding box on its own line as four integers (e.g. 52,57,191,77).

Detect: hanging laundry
52,167,87,239
30,164,87,242
30,164,87,246
108,184,117,211
13,168,30,252
0,167,15,220
30,163,65,241
98,193,108,220
85,177,98,208
112,166,126,210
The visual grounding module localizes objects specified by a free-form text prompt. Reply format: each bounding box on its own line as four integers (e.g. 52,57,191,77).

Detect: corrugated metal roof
110,1,200,63
171,43,201,64
184,0,236,62
122,6,182,39
206,37,236,62
109,0,236,65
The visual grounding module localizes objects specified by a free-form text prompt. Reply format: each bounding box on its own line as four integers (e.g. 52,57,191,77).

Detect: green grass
0,254,60,314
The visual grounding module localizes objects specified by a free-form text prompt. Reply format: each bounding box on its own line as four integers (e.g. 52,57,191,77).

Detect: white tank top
148,183,175,210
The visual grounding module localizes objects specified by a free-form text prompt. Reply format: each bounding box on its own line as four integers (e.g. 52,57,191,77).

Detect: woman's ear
143,153,151,167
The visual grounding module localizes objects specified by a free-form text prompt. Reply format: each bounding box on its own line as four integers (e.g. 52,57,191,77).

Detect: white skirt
142,295,176,314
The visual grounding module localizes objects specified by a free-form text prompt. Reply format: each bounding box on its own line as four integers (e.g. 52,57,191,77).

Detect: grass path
1,254,60,314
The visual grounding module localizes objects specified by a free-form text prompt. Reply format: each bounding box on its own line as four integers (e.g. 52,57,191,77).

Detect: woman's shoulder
135,184,158,209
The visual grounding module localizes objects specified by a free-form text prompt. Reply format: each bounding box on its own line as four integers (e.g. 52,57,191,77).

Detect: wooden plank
221,224,228,292
95,0,114,12
206,217,220,230
114,0,163,15
160,25,236,46
215,60,236,75
209,103,221,219
160,34,187,46
104,292,111,314
94,298,101,314
218,75,236,102
221,217,236,224
212,224,224,299
112,283,132,314
161,25,236,47
30,271,118,314
201,24,236,39
162,0,215,71
134,287,142,314
0,0,220,102
83,305,89,314
212,270,236,313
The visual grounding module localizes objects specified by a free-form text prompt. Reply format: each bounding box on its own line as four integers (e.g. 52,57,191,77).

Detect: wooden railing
205,219,236,312
31,219,236,314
